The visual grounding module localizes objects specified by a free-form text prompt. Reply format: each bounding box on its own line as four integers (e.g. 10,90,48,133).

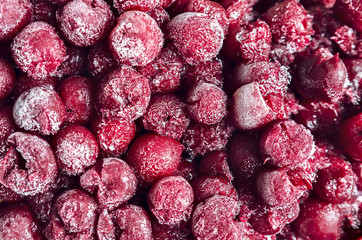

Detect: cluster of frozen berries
0,0,361,239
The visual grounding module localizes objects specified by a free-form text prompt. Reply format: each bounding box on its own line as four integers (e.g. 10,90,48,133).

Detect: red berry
198,150,233,181
340,113,362,161
148,176,194,225
57,0,114,47
126,133,183,185
109,11,163,67
0,106,16,156
113,0,158,13
52,124,99,175
167,12,224,64
0,57,15,102
334,0,362,33
11,21,66,80
13,87,67,135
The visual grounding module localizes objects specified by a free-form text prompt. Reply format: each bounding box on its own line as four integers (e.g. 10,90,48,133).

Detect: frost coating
11,21,66,80
13,87,67,135
109,11,163,67
0,132,58,196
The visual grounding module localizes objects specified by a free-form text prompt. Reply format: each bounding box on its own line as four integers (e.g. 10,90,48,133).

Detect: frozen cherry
109,11,163,67
250,201,300,235
54,189,97,235
191,175,238,204
91,116,136,156
57,0,114,47
221,0,251,24
152,220,191,240
13,73,59,99
257,169,302,207
173,158,197,181
147,7,171,29
264,0,314,52
228,131,262,180
182,120,234,157
113,204,153,240
0,57,15,102
167,12,224,64
230,82,275,130
59,76,95,125
126,133,183,185
80,157,137,210
331,25,359,56
0,183,23,203
334,0,362,33
138,46,183,93
183,58,224,89
31,0,57,25
0,132,58,196
352,162,362,190
141,94,190,140
198,150,233,181
0,106,16,156
314,157,356,203
187,82,227,125
95,66,151,121
13,87,67,135
294,198,342,240
87,41,118,80
52,124,99,175
113,0,157,13
11,21,66,80
0,0,32,41
340,113,362,161
148,176,194,225
296,48,347,103
223,19,271,63
158,0,176,8
259,120,315,168
192,195,241,240
0,204,42,240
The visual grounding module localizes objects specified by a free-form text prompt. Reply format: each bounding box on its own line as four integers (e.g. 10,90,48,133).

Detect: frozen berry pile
0,0,361,239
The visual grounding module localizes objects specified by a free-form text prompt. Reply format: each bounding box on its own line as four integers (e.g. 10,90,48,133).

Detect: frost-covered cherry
230,82,275,130
55,44,87,79
57,0,114,47
147,7,170,29
0,106,16,156
0,0,32,41
95,66,151,121
54,189,97,235
52,124,99,175
113,204,153,240
0,204,42,240
138,46,183,93
313,157,356,203
192,195,242,240
91,116,136,156
109,11,163,67
59,76,95,125
257,169,302,207
223,20,272,63
0,183,23,203
340,113,362,161
126,133,183,185
250,201,300,235
264,0,314,52
0,57,15,102
141,94,190,140
11,21,66,80
113,0,158,13
167,12,224,64
148,176,194,225
31,0,57,25
13,87,67,135
294,198,343,240
97,209,115,240
191,176,238,204
260,120,315,168
187,83,227,125
81,157,137,210
296,48,347,103
0,132,58,196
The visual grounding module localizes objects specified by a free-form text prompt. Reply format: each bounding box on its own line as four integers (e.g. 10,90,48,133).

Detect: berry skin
340,113,362,162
